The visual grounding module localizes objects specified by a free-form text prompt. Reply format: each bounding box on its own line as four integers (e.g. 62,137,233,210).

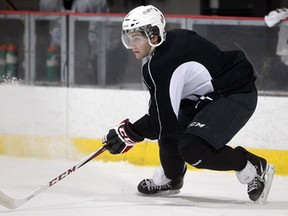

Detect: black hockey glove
102,119,144,154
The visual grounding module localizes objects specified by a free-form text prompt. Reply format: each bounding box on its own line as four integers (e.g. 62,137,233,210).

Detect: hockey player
102,5,274,203
39,0,109,47
264,7,288,27
265,8,288,66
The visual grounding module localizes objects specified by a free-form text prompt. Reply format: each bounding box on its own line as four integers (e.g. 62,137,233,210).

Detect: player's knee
178,134,211,168
159,136,179,156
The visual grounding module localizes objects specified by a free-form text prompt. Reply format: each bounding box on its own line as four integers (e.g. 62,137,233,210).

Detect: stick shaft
4,0,17,11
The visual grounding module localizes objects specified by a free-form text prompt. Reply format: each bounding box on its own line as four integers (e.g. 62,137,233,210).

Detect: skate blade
137,189,180,197
255,164,275,204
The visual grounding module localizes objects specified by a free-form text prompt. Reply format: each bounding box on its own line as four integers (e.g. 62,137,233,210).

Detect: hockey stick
3,0,25,25
3,0,17,11
0,145,107,209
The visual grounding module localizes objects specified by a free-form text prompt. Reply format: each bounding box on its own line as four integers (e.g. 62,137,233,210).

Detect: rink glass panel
0,14,28,82
191,23,288,92
0,12,287,95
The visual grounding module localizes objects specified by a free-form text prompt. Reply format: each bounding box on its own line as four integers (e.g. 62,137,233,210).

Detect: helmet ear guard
145,25,166,47
145,25,160,41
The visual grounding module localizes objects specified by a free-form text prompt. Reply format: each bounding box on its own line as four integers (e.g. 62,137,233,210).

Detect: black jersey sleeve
133,114,160,140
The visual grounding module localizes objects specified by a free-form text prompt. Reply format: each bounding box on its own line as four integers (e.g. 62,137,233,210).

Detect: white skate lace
247,176,264,193
145,179,172,191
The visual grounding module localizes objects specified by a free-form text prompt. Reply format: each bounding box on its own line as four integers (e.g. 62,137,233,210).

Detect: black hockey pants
159,88,257,180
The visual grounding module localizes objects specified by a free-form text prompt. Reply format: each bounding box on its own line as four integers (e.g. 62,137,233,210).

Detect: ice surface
0,156,287,216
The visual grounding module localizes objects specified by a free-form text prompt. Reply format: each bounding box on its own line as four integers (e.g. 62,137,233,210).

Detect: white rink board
0,85,288,150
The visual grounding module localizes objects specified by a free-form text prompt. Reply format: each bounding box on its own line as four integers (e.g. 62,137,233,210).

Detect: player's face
127,32,151,59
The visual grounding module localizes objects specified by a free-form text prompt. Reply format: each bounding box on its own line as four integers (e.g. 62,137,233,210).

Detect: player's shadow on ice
157,195,288,210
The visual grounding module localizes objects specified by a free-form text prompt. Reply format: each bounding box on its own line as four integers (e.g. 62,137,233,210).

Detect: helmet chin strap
148,46,156,56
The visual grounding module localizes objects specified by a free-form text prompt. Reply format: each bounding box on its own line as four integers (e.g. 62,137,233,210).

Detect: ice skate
137,165,186,195
236,146,274,203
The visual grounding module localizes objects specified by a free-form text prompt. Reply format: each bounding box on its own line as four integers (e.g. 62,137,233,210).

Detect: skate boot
236,146,274,203
137,165,186,195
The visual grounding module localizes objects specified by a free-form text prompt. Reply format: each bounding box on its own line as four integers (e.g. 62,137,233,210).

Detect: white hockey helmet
121,5,166,49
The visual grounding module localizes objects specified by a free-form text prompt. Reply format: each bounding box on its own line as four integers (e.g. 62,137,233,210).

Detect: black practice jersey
133,29,256,140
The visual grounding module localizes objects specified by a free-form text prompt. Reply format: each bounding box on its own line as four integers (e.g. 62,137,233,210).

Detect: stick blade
0,191,23,209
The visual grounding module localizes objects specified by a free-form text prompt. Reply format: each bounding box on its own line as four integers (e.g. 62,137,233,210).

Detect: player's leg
137,136,186,195
178,88,274,202
235,146,274,203
179,134,247,171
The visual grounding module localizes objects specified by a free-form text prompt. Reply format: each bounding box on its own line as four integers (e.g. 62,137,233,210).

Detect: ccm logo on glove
118,126,135,144
103,119,144,154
